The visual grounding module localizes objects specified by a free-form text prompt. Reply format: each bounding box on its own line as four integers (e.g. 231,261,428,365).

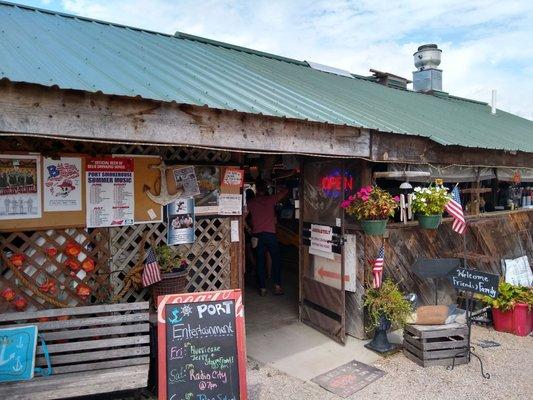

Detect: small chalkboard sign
157,290,247,400
447,267,499,298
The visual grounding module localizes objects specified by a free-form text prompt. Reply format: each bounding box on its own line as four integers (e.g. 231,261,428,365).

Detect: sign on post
157,290,247,400
447,267,499,298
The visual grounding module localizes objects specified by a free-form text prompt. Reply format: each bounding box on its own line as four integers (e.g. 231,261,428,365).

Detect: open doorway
242,154,301,334
241,154,382,381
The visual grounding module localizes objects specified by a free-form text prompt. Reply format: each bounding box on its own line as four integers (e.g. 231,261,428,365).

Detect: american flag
445,186,467,234
141,246,162,287
372,245,385,289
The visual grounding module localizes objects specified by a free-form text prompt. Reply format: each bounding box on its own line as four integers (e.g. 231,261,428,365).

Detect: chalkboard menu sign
447,267,499,298
157,290,247,400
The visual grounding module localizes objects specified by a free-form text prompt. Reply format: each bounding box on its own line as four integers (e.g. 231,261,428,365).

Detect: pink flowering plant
341,186,399,220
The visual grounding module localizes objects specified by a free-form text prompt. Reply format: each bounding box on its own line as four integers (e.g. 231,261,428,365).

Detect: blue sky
15,0,533,120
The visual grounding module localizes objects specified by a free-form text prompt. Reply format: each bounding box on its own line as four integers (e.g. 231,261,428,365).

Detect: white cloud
39,0,533,119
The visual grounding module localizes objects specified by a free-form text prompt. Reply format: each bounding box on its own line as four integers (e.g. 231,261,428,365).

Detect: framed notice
43,157,82,212
157,290,247,400
0,154,41,220
86,157,134,228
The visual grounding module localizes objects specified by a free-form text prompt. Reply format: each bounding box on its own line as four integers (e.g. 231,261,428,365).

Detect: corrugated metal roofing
1,1,532,153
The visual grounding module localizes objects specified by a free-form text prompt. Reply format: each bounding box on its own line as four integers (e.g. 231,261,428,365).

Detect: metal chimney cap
417,44,439,52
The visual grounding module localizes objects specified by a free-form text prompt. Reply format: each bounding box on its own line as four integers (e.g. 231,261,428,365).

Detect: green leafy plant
154,244,189,274
341,186,399,220
476,280,533,311
411,185,451,216
364,279,413,330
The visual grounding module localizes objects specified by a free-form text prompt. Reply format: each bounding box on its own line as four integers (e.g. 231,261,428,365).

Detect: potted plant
341,186,399,235
364,279,413,353
411,185,451,229
152,244,190,302
476,281,533,336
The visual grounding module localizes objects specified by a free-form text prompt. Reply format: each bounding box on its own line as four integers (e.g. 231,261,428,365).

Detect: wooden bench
0,302,151,400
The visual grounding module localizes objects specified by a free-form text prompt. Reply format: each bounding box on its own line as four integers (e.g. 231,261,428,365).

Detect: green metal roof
1,1,532,153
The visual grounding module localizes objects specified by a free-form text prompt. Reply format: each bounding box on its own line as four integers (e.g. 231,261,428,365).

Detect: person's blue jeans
255,232,282,289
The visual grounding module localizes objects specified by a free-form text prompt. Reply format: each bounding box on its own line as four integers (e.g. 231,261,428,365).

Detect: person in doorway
246,180,288,296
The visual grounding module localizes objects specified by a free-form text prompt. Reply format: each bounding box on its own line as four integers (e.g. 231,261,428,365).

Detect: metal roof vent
306,61,354,78
413,44,442,92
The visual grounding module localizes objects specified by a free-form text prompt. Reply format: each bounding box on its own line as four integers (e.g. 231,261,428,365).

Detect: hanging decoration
76,284,91,300
46,247,58,257
12,296,28,311
1,287,16,302
65,258,81,272
9,253,25,268
81,258,95,273
65,241,81,257
38,278,58,295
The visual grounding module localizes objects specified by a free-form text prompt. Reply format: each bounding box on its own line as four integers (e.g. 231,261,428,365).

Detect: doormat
311,360,385,398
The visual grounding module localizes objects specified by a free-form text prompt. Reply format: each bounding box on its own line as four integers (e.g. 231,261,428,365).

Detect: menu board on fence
86,157,134,228
157,290,247,400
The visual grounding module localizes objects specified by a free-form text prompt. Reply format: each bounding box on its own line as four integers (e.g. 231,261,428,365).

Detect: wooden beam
370,130,533,168
0,82,370,158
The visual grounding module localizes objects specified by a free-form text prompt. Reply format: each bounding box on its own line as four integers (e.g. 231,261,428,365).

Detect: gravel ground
110,326,532,400
247,326,533,400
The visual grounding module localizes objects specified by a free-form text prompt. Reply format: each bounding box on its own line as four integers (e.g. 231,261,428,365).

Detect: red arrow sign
318,267,349,281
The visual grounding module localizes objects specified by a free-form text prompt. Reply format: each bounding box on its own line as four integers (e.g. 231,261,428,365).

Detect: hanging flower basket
341,186,399,236
411,186,450,230
417,214,442,229
360,219,388,235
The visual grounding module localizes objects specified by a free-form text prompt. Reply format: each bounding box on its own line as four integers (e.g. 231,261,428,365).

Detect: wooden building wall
0,137,244,312
346,209,532,338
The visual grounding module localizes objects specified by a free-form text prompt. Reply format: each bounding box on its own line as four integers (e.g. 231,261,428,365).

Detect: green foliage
154,244,188,274
342,186,398,221
411,185,451,216
476,280,533,311
364,279,413,330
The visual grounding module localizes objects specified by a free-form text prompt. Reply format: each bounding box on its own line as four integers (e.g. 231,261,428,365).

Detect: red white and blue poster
86,157,134,228
44,157,82,212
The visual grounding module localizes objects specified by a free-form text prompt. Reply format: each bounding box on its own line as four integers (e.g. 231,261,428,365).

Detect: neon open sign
321,170,354,198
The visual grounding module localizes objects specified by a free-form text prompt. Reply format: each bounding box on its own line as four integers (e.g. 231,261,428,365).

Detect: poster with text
167,198,195,245
173,166,200,198
0,155,41,220
218,193,243,215
221,168,244,194
44,157,82,212
86,157,134,228
195,165,220,214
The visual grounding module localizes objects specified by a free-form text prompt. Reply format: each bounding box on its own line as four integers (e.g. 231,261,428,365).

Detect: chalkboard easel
157,290,247,400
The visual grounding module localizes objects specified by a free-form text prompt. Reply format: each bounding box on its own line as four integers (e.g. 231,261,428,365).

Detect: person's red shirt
247,195,278,234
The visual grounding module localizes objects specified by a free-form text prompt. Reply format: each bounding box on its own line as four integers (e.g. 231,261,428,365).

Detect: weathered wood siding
346,210,532,339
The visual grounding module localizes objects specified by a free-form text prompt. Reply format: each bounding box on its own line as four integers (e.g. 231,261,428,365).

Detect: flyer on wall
0,155,42,220
86,157,134,228
44,157,82,212
167,198,195,245
195,166,220,214
173,166,200,198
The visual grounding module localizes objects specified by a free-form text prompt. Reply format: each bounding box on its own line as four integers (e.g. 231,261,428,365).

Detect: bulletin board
0,154,86,232
0,154,163,232
118,155,163,224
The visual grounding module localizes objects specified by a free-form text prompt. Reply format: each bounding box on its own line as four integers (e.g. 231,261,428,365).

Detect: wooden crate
403,323,469,367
